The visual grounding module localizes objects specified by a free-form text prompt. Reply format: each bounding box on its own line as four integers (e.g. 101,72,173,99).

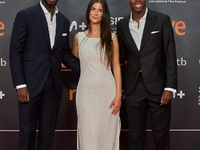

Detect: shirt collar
40,1,58,15
130,7,148,22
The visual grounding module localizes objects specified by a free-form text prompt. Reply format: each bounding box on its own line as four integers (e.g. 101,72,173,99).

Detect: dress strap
78,32,87,46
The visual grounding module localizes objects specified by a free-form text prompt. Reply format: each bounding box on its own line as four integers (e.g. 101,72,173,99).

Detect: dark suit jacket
9,3,80,98
117,9,177,95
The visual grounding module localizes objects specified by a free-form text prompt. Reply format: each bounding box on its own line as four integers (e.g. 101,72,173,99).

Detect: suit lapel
33,3,51,49
140,9,158,51
122,15,139,55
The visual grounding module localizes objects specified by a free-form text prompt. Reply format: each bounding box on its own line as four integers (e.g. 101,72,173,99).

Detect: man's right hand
17,87,30,103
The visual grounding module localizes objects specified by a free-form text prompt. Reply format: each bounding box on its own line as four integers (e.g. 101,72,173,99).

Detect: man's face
128,0,146,14
42,0,58,7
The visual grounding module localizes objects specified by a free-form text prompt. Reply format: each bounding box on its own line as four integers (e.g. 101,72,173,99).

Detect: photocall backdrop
0,0,200,149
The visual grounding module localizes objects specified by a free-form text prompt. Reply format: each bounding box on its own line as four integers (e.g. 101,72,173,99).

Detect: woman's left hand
109,96,121,115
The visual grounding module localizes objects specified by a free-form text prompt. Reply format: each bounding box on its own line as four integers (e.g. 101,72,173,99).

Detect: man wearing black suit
117,0,177,150
9,0,79,150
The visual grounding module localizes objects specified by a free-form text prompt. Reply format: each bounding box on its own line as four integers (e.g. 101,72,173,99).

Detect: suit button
46,67,49,70
139,55,143,58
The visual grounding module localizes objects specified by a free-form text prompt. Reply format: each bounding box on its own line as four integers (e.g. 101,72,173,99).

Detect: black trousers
18,73,61,150
126,73,171,150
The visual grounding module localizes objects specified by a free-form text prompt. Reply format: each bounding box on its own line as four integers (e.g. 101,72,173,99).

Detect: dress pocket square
151,31,159,34
62,33,68,36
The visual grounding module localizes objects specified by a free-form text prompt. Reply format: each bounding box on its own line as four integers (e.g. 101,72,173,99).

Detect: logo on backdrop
0,91,5,100
69,89,76,101
111,17,124,33
177,57,187,66
70,21,86,32
173,90,185,99
172,21,186,36
0,58,7,67
149,0,186,3
0,21,5,36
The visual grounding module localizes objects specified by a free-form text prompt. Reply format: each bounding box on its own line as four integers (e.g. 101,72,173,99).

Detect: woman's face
89,2,104,24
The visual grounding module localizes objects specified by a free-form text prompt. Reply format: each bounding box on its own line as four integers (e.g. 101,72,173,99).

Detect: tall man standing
9,0,80,149
117,0,177,149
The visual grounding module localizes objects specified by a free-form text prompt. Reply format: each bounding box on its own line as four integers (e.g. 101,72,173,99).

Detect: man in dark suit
9,0,79,150
117,0,177,149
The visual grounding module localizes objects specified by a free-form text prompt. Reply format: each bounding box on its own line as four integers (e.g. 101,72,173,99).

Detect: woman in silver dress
72,0,122,149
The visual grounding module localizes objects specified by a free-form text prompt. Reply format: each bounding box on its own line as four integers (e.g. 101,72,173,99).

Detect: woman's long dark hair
86,0,113,67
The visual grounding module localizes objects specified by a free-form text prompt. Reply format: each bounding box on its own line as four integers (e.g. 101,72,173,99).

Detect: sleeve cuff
164,87,176,93
16,84,27,89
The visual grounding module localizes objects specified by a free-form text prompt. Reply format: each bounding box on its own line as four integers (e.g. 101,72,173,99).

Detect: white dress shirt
129,8,176,93
40,1,58,49
129,8,148,51
16,1,58,90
